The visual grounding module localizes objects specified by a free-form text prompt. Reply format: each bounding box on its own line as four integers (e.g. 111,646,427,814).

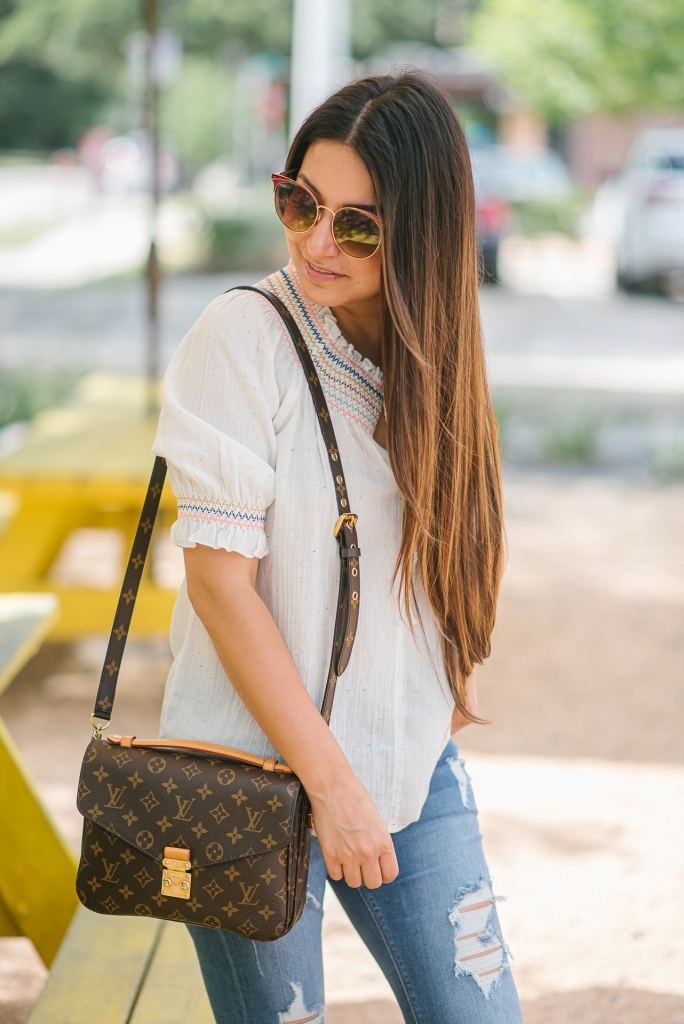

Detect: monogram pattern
76,740,310,941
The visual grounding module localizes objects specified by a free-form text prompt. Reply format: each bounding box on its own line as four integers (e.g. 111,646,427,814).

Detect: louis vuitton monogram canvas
76,739,310,941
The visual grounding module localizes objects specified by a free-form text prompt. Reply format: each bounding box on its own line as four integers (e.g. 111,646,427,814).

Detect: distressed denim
188,740,523,1024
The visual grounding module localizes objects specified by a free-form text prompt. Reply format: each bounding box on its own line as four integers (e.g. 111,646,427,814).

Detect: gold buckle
333,513,358,537
90,715,111,740
161,847,192,899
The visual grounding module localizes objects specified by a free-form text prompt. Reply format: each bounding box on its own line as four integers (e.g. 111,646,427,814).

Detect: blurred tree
0,0,450,151
0,59,104,148
351,0,437,57
162,55,227,168
469,0,684,120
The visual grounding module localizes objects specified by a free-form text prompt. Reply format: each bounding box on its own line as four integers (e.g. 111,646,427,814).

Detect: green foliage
0,0,140,90
351,0,437,58
512,194,587,238
0,0,446,151
0,370,79,430
0,59,104,148
470,0,684,119
162,56,226,169
541,415,600,463
178,0,293,57
204,212,288,272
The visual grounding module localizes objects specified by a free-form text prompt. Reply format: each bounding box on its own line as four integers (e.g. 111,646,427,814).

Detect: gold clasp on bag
161,846,192,899
90,715,110,741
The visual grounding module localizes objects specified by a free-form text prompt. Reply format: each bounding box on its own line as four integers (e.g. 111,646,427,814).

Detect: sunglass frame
271,173,381,260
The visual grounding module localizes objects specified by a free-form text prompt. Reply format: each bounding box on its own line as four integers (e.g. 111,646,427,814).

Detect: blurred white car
470,145,572,281
597,128,684,298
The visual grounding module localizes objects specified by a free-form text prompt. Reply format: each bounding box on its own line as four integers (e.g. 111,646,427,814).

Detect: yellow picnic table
0,374,178,639
0,592,77,965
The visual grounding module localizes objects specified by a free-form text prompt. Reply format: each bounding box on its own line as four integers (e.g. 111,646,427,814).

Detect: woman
154,73,521,1024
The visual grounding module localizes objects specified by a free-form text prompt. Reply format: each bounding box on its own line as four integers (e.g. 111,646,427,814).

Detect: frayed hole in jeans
448,878,510,998
278,981,324,1023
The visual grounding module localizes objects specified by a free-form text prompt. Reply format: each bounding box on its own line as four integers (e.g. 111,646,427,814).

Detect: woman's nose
306,208,338,258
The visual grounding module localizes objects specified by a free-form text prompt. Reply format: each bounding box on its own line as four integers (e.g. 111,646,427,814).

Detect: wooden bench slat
27,908,161,1024
129,922,215,1024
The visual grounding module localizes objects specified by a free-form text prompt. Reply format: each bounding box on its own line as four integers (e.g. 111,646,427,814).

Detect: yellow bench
27,912,214,1024
0,375,178,639
0,592,77,965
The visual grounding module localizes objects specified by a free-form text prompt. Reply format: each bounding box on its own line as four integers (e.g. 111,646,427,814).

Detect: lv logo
172,796,196,821
104,784,127,809
101,859,120,884
244,807,266,833
238,882,260,905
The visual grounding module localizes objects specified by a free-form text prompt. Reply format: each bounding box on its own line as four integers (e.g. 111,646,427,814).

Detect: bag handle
91,286,360,733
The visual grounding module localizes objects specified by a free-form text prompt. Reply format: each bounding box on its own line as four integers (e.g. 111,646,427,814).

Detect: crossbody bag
75,286,361,941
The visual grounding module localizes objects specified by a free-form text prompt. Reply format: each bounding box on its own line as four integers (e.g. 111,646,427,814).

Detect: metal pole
290,0,350,141
144,0,161,416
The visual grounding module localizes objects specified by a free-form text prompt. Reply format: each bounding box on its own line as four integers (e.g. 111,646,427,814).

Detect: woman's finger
361,860,383,889
325,858,344,882
379,849,399,883
343,862,363,888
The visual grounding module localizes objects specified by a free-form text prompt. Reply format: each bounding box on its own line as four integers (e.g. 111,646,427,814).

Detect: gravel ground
2,469,684,1023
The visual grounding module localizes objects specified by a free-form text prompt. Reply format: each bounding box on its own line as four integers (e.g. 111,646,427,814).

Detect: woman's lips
303,259,345,282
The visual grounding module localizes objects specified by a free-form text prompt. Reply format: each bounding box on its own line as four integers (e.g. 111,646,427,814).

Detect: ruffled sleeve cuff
170,502,270,559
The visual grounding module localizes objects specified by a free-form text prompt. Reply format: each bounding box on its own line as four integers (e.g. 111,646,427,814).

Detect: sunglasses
272,173,381,260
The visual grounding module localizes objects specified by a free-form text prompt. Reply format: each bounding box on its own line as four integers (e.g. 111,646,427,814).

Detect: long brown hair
287,73,504,716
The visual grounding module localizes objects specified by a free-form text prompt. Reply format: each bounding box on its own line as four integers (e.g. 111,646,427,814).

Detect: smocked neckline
286,266,384,386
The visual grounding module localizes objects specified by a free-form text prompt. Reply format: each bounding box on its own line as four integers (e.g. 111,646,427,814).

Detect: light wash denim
188,740,522,1024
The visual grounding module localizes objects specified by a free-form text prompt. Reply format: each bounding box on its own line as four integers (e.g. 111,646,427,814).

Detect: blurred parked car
471,144,572,281
595,129,684,299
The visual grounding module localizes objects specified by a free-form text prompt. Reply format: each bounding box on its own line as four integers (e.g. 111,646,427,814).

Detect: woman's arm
184,544,399,889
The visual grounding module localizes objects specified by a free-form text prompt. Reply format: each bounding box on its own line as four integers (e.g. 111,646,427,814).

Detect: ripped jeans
188,740,522,1024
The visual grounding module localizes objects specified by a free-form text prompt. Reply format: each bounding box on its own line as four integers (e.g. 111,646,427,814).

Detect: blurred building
566,111,684,189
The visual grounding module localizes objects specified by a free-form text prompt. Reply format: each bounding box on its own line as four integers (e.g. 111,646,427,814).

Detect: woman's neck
329,299,382,369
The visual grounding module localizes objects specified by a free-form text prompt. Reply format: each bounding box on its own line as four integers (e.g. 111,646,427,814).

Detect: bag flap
77,739,301,867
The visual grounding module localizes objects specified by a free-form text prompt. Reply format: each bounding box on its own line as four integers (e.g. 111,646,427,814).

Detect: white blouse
153,266,454,832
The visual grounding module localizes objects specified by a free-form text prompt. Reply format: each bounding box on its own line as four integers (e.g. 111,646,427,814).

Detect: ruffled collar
286,265,384,386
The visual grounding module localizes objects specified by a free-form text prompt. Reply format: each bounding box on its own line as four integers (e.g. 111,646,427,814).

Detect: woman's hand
450,671,479,734
184,545,399,889
308,770,398,889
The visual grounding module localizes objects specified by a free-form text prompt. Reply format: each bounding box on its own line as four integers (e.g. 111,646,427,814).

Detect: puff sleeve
153,290,279,559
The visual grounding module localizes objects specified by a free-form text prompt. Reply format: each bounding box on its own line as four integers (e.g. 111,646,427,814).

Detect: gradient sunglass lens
333,208,381,259
273,176,381,259
274,181,318,233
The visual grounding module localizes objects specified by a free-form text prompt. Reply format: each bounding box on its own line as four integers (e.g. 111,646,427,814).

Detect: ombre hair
286,73,504,717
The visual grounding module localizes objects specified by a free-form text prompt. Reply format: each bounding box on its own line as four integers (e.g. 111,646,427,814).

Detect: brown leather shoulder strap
231,286,360,723
93,455,166,721
92,285,360,728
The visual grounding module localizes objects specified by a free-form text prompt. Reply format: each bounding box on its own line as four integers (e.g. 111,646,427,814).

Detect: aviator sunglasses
272,173,381,260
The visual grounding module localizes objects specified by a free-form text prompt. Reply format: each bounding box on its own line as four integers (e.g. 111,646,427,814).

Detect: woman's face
283,140,383,311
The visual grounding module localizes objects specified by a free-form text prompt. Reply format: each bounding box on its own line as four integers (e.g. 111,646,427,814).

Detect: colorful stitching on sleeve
176,496,267,530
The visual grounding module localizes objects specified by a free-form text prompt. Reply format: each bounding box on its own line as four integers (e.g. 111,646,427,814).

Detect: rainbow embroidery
263,267,384,436
176,497,266,531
